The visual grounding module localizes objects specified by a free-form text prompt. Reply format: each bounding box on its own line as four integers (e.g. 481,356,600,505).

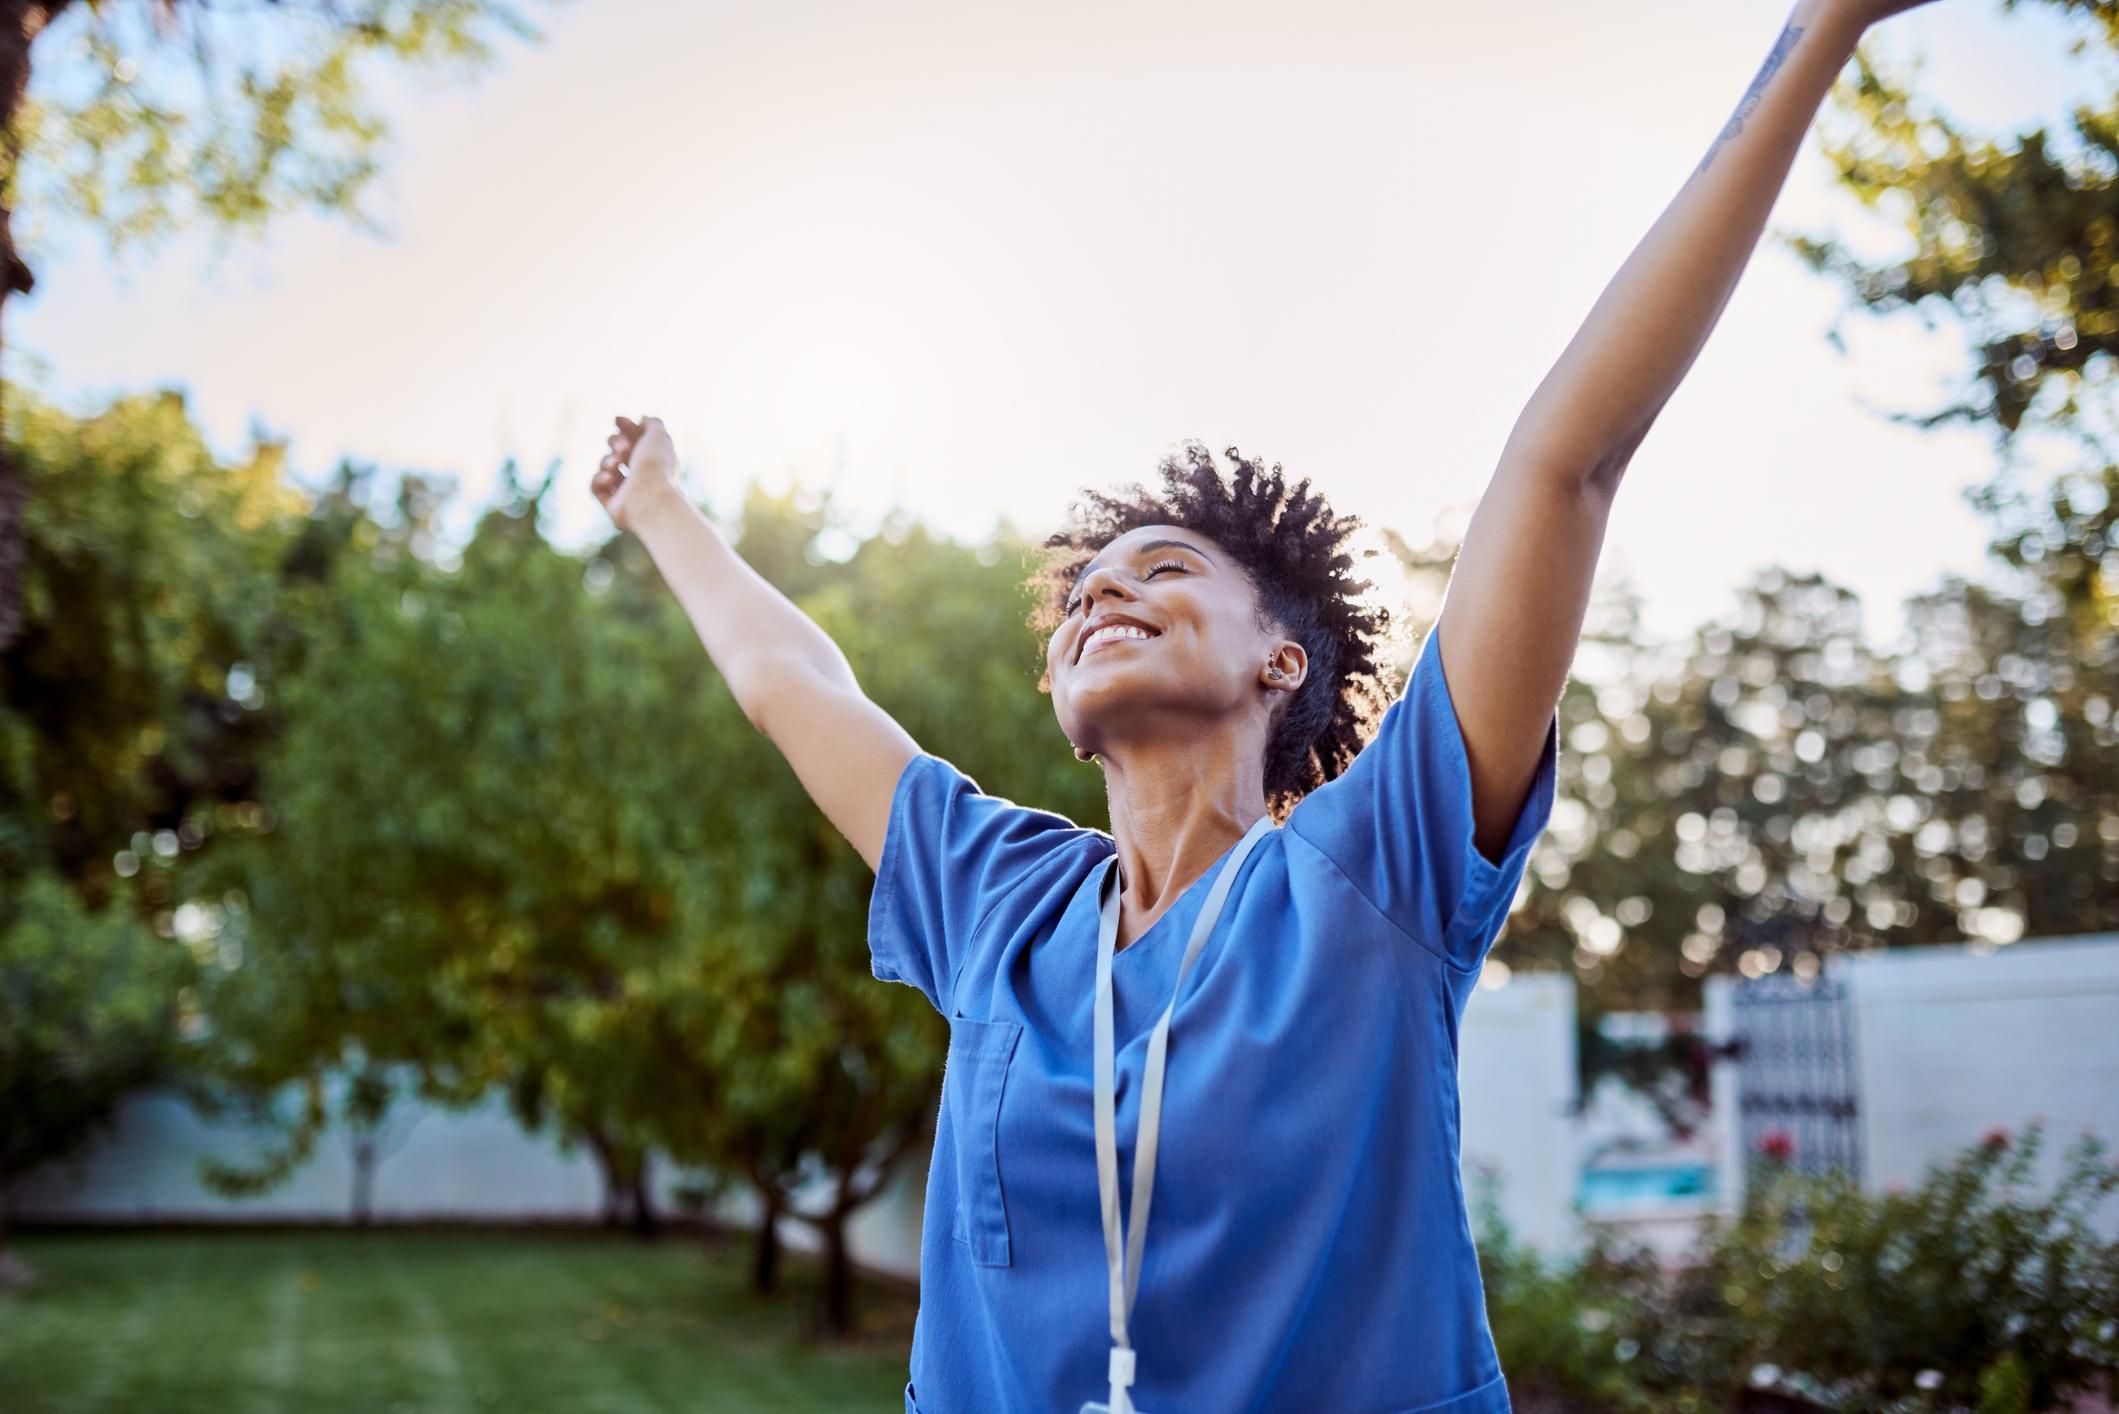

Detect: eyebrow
1069,538,1216,597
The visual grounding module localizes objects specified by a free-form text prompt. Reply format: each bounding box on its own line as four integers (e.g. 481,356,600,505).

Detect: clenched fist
591,414,680,532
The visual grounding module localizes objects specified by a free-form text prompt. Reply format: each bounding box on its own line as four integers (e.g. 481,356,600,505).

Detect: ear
1263,639,1308,692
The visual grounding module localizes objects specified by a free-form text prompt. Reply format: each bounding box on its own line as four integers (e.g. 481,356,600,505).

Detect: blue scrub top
867,626,1559,1414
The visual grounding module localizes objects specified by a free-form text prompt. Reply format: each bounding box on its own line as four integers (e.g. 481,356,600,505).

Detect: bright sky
23,0,2108,647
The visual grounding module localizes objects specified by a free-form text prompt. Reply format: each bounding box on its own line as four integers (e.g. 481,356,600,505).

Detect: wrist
626,472,697,538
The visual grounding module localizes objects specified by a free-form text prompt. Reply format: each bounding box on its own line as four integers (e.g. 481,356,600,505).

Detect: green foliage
0,383,292,1237
15,1,552,270
0,383,298,897
193,456,738,1166
1499,525,2119,1012
1471,1167,1689,1413
1576,1016,1715,1141
182,462,1109,1328
1783,22,2113,442
1483,0,2119,1011
1480,1125,2119,1412
1980,1351,2035,1414
1665,1122,2119,1410
0,869,188,1195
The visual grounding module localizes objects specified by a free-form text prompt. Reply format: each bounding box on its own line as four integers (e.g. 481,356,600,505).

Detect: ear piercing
1266,665,1285,680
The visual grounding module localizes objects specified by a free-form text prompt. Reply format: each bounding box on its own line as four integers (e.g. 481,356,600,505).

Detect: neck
1100,725,1272,942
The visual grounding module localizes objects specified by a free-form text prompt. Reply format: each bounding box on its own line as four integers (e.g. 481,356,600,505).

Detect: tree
1470,0,2119,1012
1778,0,2119,949
1785,0,2117,449
1,383,299,899
190,454,712,1221
0,869,186,1284
0,0,551,650
0,383,292,1281
587,481,1122,1333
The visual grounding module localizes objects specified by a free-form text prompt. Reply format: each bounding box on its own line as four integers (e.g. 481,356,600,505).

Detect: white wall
12,970,1586,1275
1702,974,1745,1220
9,1083,616,1223
6,1075,943,1283
1842,931,2119,1236
1703,934,2119,1238
1456,970,1581,1253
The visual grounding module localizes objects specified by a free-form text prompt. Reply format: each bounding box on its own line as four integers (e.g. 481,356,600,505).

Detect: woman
592,1,1936,1407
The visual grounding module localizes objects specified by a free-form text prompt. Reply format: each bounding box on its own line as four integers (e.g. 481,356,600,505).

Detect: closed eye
1065,559,1190,617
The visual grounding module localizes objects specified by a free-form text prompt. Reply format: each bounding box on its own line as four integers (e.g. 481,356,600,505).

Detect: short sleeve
1287,625,1559,971
867,752,1087,1013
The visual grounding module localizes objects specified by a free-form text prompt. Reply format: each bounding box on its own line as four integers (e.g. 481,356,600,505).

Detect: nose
1075,561,1136,611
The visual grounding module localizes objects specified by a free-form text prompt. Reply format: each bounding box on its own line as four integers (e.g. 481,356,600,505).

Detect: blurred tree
1,383,299,900
186,462,1093,1338
1887,551,2119,947
1778,0,2119,953
0,384,294,1280
0,869,186,1285
0,0,551,650
190,455,719,1225
629,488,1105,1334
1785,0,2117,448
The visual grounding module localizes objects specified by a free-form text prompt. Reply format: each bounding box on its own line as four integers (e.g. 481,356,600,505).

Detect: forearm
1504,0,1864,487
624,478,860,723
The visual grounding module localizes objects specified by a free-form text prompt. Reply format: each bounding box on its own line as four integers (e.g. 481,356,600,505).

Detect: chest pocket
943,1014,1023,1267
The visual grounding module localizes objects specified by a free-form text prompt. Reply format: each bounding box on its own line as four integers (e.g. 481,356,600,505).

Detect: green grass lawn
0,1229,916,1413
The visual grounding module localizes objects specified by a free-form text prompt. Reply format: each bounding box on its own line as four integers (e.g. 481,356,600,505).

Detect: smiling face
1045,523,1306,758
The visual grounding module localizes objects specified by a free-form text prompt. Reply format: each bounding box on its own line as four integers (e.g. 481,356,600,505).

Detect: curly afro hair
1024,440,1399,821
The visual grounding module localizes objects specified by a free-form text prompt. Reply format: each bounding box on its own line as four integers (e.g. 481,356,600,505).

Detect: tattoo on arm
1694,22,1805,177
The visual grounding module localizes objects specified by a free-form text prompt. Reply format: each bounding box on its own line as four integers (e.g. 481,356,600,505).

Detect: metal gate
1730,972,1863,1182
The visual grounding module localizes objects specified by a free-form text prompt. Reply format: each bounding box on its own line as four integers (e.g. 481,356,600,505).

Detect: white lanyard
1084,813,1276,1414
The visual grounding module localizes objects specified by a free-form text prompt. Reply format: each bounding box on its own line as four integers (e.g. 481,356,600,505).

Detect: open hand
591,415,679,532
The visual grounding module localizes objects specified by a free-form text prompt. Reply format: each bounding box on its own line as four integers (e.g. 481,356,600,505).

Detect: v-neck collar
1086,829,1255,965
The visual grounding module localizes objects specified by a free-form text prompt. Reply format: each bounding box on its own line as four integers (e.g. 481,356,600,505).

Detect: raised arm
592,416,918,873
1435,0,1926,860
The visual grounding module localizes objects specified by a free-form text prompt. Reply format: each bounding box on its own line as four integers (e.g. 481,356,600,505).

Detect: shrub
1472,1124,2119,1412
1471,1167,1710,1413
1659,1120,2119,1411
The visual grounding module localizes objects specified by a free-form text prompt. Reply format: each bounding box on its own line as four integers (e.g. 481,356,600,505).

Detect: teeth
1085,625,1154,653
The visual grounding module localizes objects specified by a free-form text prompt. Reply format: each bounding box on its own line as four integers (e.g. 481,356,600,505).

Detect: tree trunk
752,1188,782,1294
626,1153,659,1241
0,1200,29,1289
820,1209,855,1338
585,1129,626,1230
586,1130,661,1239
0,2,68,653
350,1136,376,1228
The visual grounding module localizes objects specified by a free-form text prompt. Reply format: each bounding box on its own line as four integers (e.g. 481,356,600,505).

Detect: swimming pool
1577,1162,1718,1210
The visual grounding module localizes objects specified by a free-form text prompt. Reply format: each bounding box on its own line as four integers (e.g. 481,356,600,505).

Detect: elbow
1499,448,1629,510
1505,401,1660,501
737,651,858,742
727,653,799,739
1584,416,1655,498
1581,450,1631,501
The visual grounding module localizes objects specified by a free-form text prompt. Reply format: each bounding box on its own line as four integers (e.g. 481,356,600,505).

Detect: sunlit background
33,0,2102,643
9,2,2119,1410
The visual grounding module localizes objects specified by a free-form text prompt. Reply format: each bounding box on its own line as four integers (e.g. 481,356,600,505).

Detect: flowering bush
1664,1120,2119,1410
1476,1121,2119,1412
